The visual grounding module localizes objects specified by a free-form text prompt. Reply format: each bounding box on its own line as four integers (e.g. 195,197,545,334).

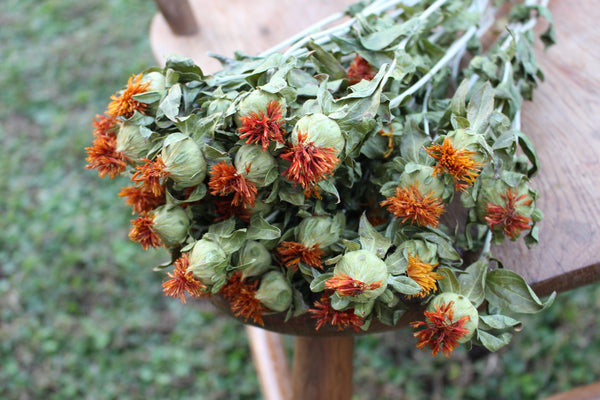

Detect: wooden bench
150,1,600,398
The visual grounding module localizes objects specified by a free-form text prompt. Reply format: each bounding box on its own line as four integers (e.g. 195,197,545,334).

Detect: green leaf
478,314,521,331
309,272,334,293
246,214,281,240
477,330,512,352
516,130,539,177
218,229,247,254
466,81,495,135
451,78,469,117
387,275,421,295
458,259,488,307
165,55,204,81
306,40,346,80
132,91,163,104
358,213,391,258
159,83,182,121
485,269,555,314
359,19,418,51
437,266,460,293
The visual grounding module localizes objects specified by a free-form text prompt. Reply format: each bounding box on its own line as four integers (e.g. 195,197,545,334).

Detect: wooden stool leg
245,326,292,400
291,336,354,400
153,0,198,36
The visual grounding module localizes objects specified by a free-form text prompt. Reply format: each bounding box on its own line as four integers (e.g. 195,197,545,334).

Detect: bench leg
291,336,354,400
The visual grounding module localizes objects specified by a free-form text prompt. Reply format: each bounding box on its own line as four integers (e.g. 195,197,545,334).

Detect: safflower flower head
410,293,478,357
308,292,364,332
238,99,287,150
208,160,257,208
162,253,207,303
328,250,388,303
425,135,483,192
107,73,150,118
347,54,376,85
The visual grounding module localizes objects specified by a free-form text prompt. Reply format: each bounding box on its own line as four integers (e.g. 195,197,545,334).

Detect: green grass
1,0,598,399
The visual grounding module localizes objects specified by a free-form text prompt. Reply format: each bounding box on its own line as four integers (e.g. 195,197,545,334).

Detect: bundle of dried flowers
86,0,555,356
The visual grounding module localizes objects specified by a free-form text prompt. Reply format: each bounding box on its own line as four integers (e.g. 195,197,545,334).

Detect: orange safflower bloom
425,137,482,192
85,132,130,179
238,100,286,151
213,196,252,223
406,253,443,299
325,273,383,297
410,301,471,357
276,241,324,271
208,161,257,208
131,157,169,197
281,132,339,190
162,253,207,303
92,114,117,137
485,188,533,239
380,184,445,228
347,54,375,85
119,185,165,214
219,273,267,326
107,73,151,118
128,214,162,250
308,292,364,332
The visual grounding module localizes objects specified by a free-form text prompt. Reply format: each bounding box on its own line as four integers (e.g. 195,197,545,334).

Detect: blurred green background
1,0,598,399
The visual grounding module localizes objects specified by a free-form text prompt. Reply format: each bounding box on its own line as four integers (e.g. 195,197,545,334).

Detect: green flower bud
400,163,446,198
428,292,479,342
291,113,345,156
448,129,486,164
236,89,287,125
141,71,166,94
297,216,341,249
475,175,536,240
332,249,388,302
115,122,152,159
188,238,228,285
254,271,293,312
151,205,190,247
161,135,207,187
239,241,273,279
234,144,277,187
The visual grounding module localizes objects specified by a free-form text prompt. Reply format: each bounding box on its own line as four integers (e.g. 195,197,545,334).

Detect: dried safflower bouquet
86,0,555,356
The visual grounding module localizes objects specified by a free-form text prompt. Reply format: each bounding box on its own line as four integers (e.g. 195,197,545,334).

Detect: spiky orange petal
485,188,533,239
85,132,130,179
208,161,257,208
119,185,165,214
162,253,207,303
425,137,482,192
238,100,286,151
219,273,266,326
276,241,324,271
325,273,382,297
380,184,445,228
129,215,162,250
308,292,364,332
406,253,443,299
92,114,118,137
213,196,252,223
107,73,151,118
131,157,169,197
410,301,471,357
281,132,339,190
347,54,375,85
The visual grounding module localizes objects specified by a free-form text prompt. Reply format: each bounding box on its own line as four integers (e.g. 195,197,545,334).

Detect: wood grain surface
150,0,357,73
492,0,600,297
